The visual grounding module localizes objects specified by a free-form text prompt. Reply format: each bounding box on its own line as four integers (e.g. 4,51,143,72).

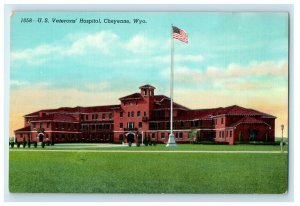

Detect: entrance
38,133,44,142
127,133,135,143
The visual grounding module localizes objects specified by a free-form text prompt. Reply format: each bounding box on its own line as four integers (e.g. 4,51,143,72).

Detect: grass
9,148,288,193
10,143,288,151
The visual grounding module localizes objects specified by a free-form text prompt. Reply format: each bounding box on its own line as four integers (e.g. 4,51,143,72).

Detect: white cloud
154,54,204,63
124,34,159,53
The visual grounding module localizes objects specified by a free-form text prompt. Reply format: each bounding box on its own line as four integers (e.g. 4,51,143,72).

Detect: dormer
139,84,156,97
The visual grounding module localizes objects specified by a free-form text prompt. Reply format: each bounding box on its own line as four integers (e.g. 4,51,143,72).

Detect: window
91,125,95,130
68,123,71,129
128,112,130,117
62,123,65,130
95,114,98,119
123,101,126,106
143,89,146,95
161,133,165,139
152,133,155,139
102,113,105,120
137,111,141,117
226,131,228,137
176,132,179,139
74,124,77,130
120,112,123,118
40,123,42,128
144,111,146,117
215,119,217,125
131,111,134,117
128,122,134,129
80,114,84,120
136,100,138,105
230,131,232,138
55,123,58,129
179,132,183,139
92,114,95,120
120,123,123,129
138,122,142,128
86,115,88,120
130,102,133,106
33,123,36,129
219,131,221,138
222,131,224,138
47,122,50,128
221,118,224,124
109,113,112,119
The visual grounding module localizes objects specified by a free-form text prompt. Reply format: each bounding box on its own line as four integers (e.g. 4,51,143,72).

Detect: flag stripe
172,26,188,44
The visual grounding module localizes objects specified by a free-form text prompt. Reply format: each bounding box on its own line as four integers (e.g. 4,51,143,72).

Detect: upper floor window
215,119,217,125
39,123,43,128
86,115,88,120
144,111,146,117
92,114,95,120
143,89,146,95
138,122,142,128
102,113,106,120
221,118,224,124
123,101,126,106
131,111,134,117
128,112,130,117
62,123,65,129
120,112,123,118
55,123,58,129
109,113,112,119
47,122,50,128
95,114,98,119
137,111,141,117
33,123,36,129
120,123,123,129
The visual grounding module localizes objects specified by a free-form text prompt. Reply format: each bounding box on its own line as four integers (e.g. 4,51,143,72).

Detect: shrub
144,138,148,146
28,142,31,148
46,141,50,146
136,143,140,147
42,142,45,148
10,142,15,148
128,141,132,147
23,141,27,148
34,142,37,148
17,143,20,148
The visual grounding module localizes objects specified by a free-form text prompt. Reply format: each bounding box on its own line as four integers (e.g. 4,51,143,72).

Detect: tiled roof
211,105,276,117
31,113,77,122
139,84,156,89
25,105,119,116
15,126,31,132
154,95,169,102
230,116,270,127
154,98,190,110
119,93,142,100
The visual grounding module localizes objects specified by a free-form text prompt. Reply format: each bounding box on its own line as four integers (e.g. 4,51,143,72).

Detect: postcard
9,11,289,194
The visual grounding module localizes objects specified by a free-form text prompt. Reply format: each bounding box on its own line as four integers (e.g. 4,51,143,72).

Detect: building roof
24,105,119,117
139,84,156,89
30,113,78,122
119,93,143,101
211,105,276,118
14,126,31,132
229,116,271,127
154,97,190,110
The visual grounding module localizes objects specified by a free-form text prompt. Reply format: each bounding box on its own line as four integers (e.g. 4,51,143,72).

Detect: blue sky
10,12,288,136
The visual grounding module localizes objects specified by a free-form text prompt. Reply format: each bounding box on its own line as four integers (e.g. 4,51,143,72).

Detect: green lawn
10,143,288,151
9,149,288,193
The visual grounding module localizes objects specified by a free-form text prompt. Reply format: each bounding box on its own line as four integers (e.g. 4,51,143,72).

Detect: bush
10,142,15,148
34,142,37,148
136,142,140,147
42,142,45,148
46,141,50,146
28,142,31,148
23,141,27,148
17,143,20,148
144,138,148,146
128,141,132,147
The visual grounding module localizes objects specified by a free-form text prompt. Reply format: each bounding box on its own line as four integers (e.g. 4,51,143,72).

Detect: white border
2,2,297,205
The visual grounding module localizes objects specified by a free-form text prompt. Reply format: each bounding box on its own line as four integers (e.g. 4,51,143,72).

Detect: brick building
14,84,276,145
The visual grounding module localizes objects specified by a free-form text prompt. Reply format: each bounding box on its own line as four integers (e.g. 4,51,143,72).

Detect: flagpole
166,25,177,147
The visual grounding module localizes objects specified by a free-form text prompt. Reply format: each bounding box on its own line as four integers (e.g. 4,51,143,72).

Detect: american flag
172,26,188,44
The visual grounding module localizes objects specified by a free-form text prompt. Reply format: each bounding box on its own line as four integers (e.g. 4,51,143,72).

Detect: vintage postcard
9,12,289,194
